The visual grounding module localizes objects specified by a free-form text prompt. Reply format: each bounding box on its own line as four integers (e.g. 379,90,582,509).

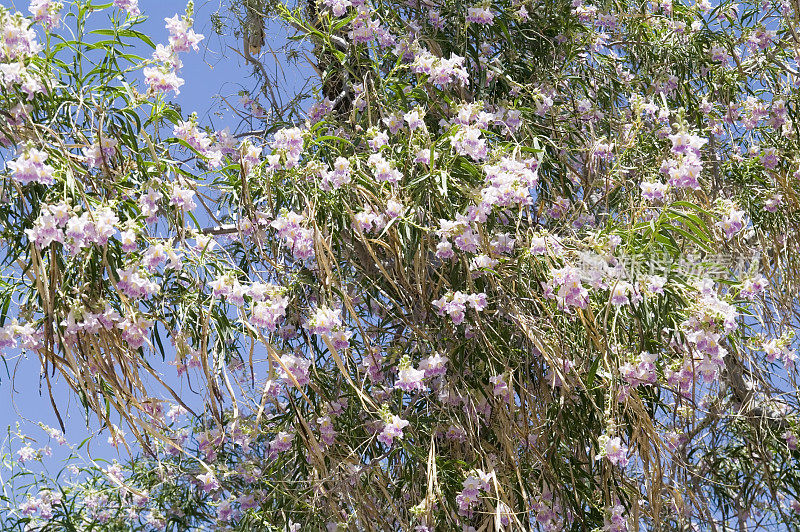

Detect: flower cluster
479,155,538,210
600,434,630,468
279,353,312,386
174,119,223,166
662,129,707,190
144,9,203,95
604,503,629,532
763,337,797,370
308,306,352,349
270,210,316,261
451,125,488,160
7,147,55,185
321,157,352,190
270,127,304,169
466,4,493,25
455,470,492,518
620,351,658,388
112,0,140,16
0,8,42,61
715,200,746,240
543,265,589,310
411,50,469,86
83,136,118,168
29,0,61,29
432,291,487,325
367,153,402,183
250,293,289,331
377,413,410,447
19,489,61,520
395,355,426,392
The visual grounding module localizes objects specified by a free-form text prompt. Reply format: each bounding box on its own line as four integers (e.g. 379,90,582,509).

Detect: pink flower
120,229,138,252
174,120,222,165
665,156,702,190
761,147,779,169
323,0,352,16
377,415,410,446
603,436,629,467
19,497,39,516
118,315,152,349
480,156,538,209
610,281,633,306
490,232,515,254
7,148,55,185
117,266,159,299
322,157,352,190
309,307,343,336
404,109,425,131
621,351,658,388
152,43,182,70
218,499,238,522
419,353,448,378
45,427,67,445
318,416,336,446
395,364,426,392
113,0,141,16
347,5,380,43
329,329,353,350
470,255,497,275
466,5,494,25
383,113,403,133
16,445,36,463
452,125,488,160
412,51,468,86
250,296,289,331
716,207,746,240
26,211,63,248
605,503,628,532
279,354,312,386
170,185,197,212
0,324,16,351
138,188,161,221
668,131,707,156
83,136,118,168
435,239,454,259
165,15,204,53
783,431,799,451
739,275,767,300
271,211,316,260
646,275,666,295
141,243,168,271
0,15,42,61
543,265,588,310
144,66,184,95
367,153,401,182
414,148,431,165
29,0,61,29
765,194,782,212
490,374,512,402
467,292,488,311
640,181,667,201
432,291,487,325
270,431,294,453
271,127,304,168
197,471,220,493
456,471,491,517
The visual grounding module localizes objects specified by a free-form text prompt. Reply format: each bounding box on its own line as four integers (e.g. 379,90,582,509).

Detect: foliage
2,0,800,530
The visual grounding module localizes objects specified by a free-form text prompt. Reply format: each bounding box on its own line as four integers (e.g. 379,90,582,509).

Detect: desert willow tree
2,0,800,529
